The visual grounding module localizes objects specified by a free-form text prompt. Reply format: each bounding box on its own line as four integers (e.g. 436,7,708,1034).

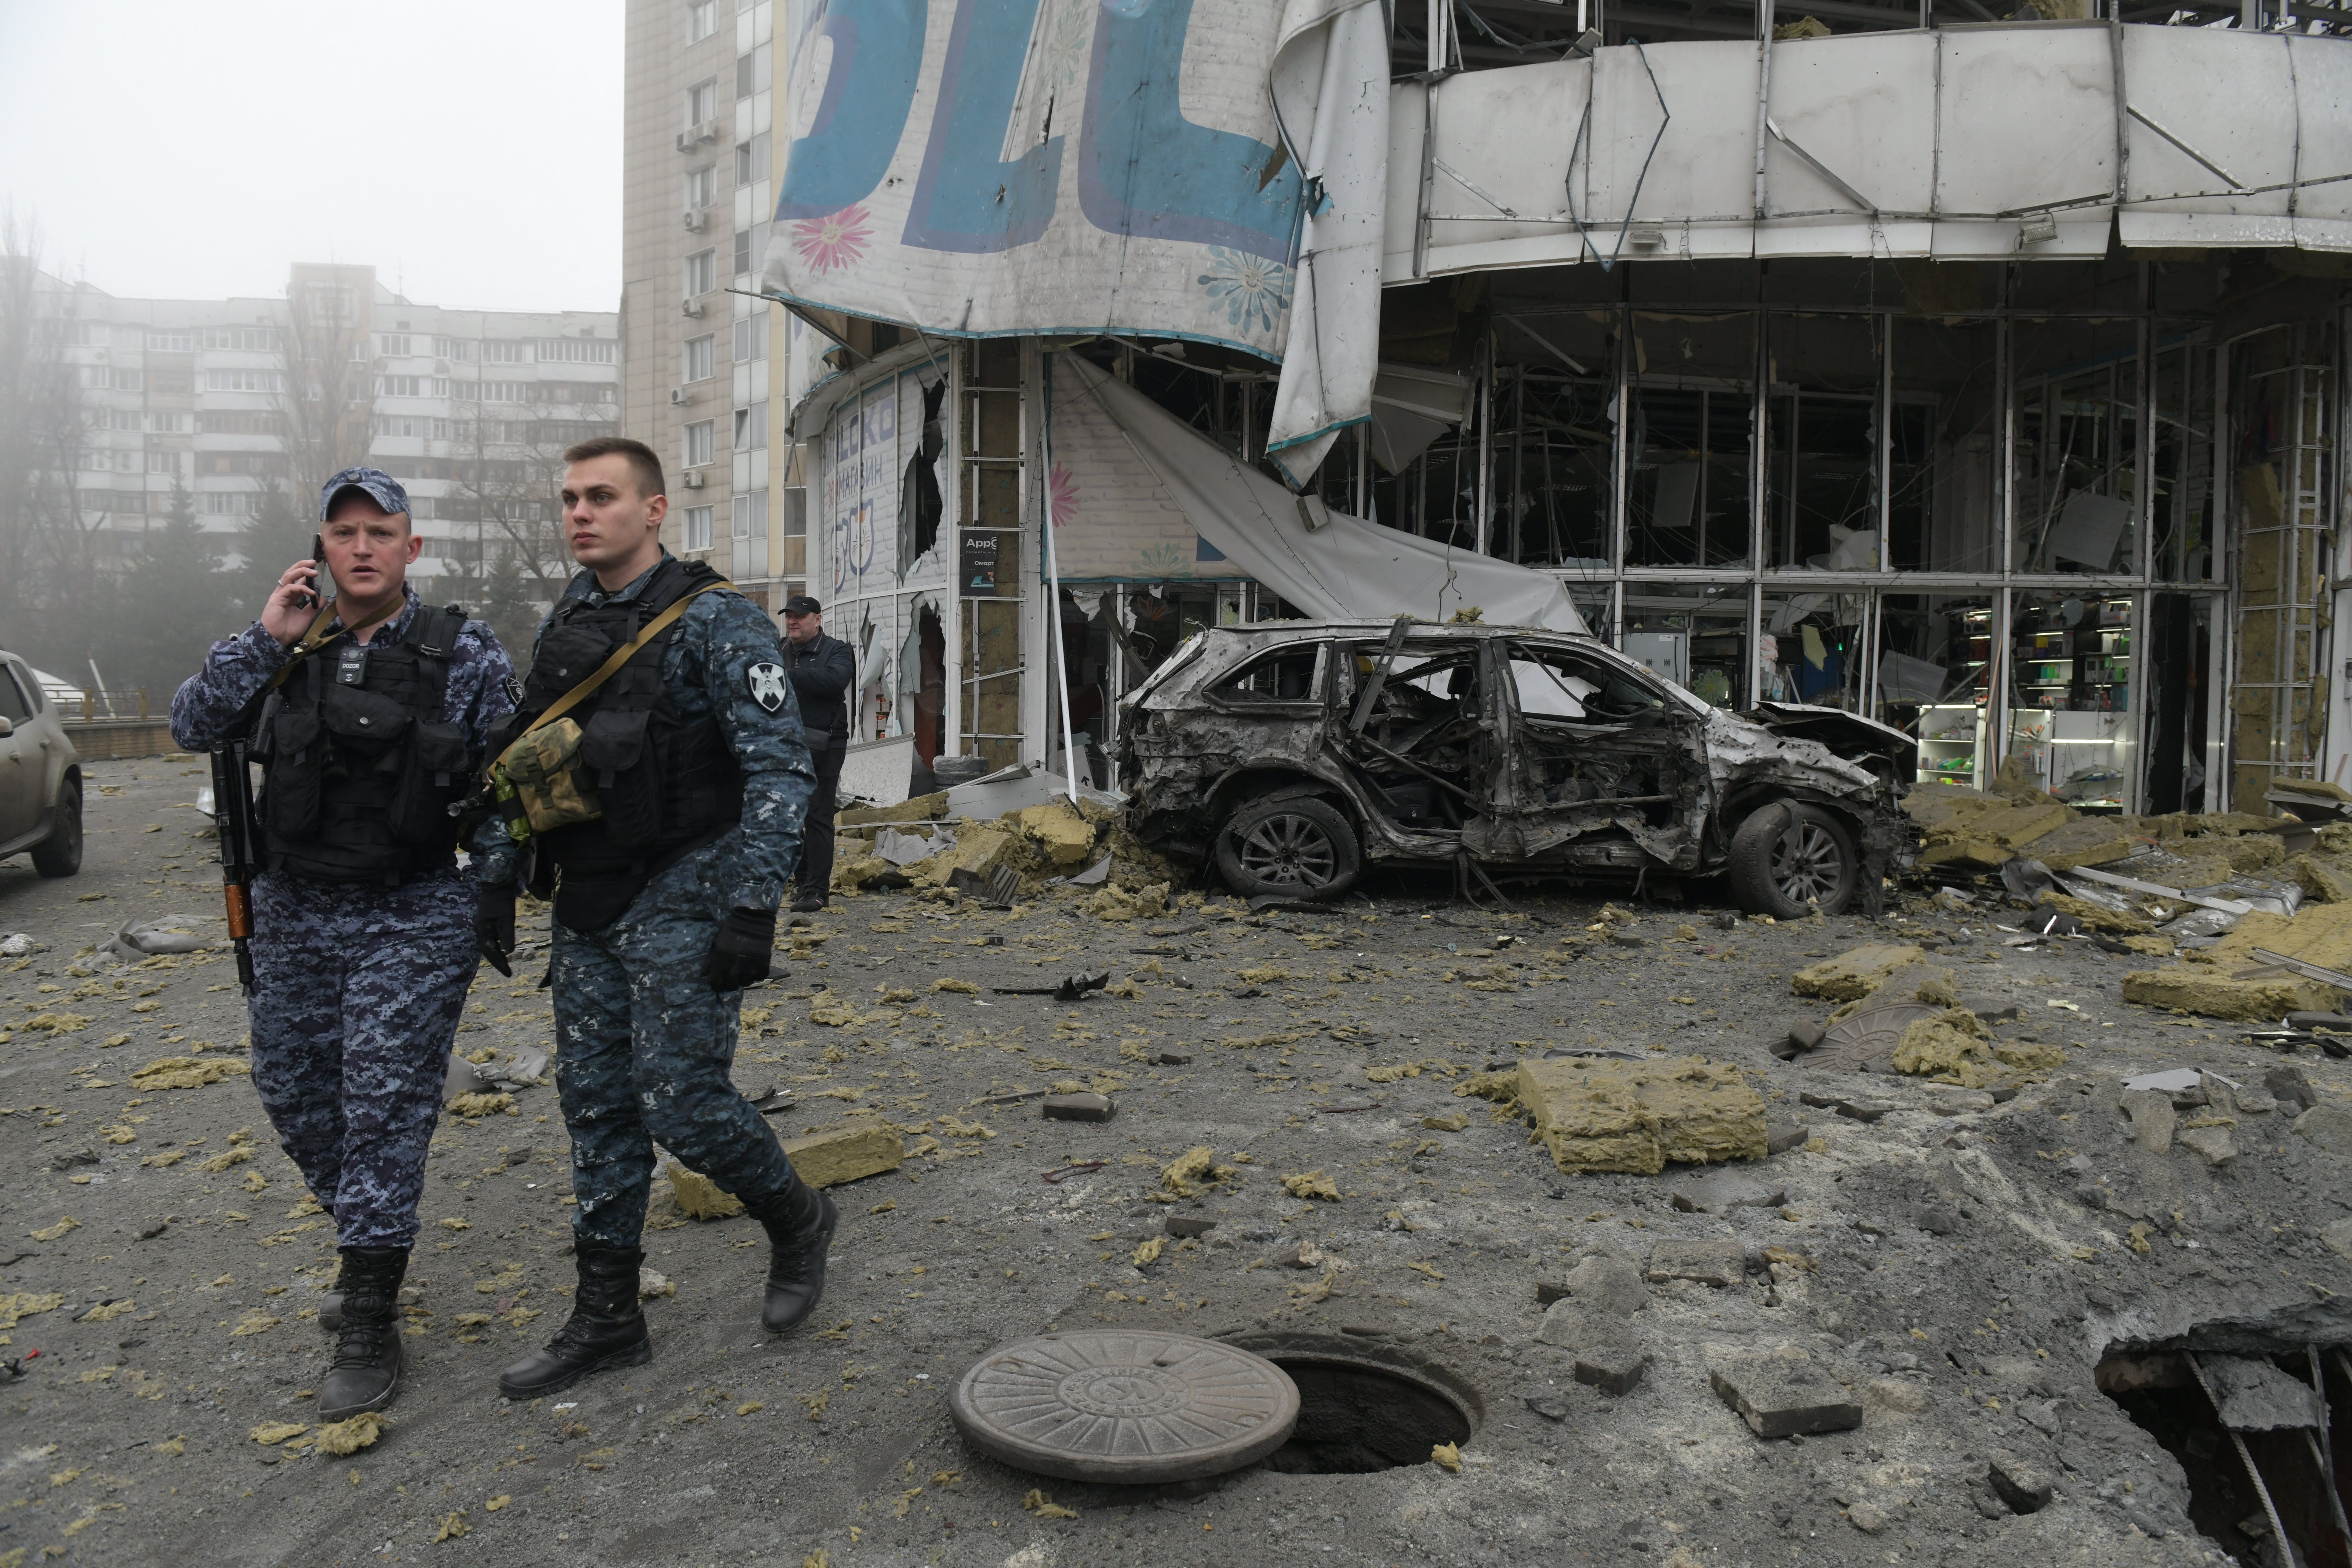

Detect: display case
2006,596,2134,809
1916,702,1988,787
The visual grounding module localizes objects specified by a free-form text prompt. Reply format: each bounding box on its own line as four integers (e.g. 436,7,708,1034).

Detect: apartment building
53,261,617,591
620,0,799,612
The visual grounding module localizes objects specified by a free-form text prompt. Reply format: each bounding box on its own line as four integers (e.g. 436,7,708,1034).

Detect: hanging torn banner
763,0,1387,488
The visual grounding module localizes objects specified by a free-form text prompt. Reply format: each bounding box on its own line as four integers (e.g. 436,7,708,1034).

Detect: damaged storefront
766,2,2352,823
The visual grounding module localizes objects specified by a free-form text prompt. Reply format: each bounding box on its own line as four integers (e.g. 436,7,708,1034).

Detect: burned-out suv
1114,620,1915,916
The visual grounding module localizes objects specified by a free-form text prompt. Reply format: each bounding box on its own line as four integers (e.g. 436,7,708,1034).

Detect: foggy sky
0,2,624,314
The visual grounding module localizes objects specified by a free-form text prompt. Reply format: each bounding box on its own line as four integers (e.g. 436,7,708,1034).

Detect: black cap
782,595,822,616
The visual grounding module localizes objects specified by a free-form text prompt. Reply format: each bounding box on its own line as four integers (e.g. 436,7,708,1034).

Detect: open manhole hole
1228,1332,1483,1475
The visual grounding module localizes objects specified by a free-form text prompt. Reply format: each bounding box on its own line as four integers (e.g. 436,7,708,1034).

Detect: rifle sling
496,579,733,772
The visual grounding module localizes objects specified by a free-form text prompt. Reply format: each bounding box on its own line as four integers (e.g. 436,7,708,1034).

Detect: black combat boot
318,1246,408,1421
744,1177,838,1334
496,1244,651,1399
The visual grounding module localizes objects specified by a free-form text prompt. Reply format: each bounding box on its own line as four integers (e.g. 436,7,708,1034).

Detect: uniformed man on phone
169,467,515,1423
482,436,822,1400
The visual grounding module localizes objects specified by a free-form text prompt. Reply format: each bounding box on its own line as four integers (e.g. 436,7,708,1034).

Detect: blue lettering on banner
1078,0,1301,263
775,0,928,221
901,0,1066,254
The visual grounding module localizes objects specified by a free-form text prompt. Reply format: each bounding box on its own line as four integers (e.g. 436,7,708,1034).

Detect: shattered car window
1215,643,1322,703
1508,645,1665,722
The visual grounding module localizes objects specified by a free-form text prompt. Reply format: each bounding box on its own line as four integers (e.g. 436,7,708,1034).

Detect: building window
200,492,254,517
688,0,718,42
379,333,413,357
375,375,424,398
733,492,765,539
685,420,714,467
536,338,616,364
734,132,769,185
735,48,770,100
145,330,194,353
482,340,528,364
733,228,754,277
210,368,286,393
683,335,715,382
683,504,714,552
684,249,717,297
200,327,277,352
434,337,477,360
688,79,718,126
733,316,763,363
687,164,718,209
732,401,767,451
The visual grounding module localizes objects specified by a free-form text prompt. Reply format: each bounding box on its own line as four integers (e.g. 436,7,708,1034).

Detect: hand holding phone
298,534,328,609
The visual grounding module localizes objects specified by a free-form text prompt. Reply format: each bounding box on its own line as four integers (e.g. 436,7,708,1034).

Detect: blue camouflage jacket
474,553,814,912
169,586,517,884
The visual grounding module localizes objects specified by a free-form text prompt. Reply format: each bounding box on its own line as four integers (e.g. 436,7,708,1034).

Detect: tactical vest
511,558,741,931
258,605,471,885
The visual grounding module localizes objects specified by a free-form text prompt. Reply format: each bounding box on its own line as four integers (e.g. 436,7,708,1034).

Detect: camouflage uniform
481,555,814,1249
171,587,515,1250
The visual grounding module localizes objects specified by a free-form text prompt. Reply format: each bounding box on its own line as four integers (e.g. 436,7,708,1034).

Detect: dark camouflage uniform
171,587,515,1250
482,556,815,1249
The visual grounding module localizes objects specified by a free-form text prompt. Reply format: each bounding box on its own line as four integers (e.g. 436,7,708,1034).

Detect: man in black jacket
780,594,854,912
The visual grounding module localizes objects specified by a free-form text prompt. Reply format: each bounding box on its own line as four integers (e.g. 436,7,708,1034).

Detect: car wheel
1214,795,1361,901
1727,800,1856,917
31,778,82,878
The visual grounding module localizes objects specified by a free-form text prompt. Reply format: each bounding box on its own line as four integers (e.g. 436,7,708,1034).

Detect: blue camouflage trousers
552,838,797,1250
247,866,479,1251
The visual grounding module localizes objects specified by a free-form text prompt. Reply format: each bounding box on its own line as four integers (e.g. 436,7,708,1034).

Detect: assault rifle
210,740,259,994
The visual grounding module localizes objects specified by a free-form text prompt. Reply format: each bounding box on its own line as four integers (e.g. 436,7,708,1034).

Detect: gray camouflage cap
318,465,411,522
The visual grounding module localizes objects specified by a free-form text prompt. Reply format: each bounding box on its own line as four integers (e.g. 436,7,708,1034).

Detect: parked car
0,649,83,877
1113,620,1916,916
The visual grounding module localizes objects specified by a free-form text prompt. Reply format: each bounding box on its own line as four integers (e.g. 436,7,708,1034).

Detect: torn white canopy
1059,354,1586,634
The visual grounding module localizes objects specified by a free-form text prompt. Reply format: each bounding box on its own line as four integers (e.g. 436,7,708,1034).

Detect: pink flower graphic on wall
792,206,872,274
1048,462,1080,528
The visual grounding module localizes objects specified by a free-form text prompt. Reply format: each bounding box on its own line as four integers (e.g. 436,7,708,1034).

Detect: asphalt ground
0,754,2338,1566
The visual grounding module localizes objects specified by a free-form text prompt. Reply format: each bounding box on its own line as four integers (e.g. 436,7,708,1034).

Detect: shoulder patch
747,661,789,713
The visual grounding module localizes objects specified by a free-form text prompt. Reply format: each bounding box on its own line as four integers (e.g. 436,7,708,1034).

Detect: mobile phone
299,534,329,609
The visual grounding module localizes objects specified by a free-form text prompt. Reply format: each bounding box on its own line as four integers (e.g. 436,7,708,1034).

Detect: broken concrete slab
1547,1254,1648,1317
1042,1092,1116,1122
1706,1345,1864,1438
2295,1103,2352,1157
1930,1090,1997,1115
1791,945,1928,1003
838,792,950,828
1533,1302,1631,1351
1163,1213,1216,1239
2322,1218,2352,1258
1573,1346,1647,1396
1766,1120,1811,1155
1645,1240,1746,1287
1515,1056,1767,1175
2120,1091,2177,1154
1521,1386,1571,1422
2176,1124,2238,1166
780,1124,905,1188
1987,1454,2055,1513
2201,1355,2324,1431
1668,1170,1785,1214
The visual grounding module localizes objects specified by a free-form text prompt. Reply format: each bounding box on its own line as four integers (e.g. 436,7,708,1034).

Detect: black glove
475,885,517,978
703,906,777,992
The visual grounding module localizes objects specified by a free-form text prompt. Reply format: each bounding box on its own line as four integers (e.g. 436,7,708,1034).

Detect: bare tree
437,387,614,646
270,268,374,500
0,212,101,655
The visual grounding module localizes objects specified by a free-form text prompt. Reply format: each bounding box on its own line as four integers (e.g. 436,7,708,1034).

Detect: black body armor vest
258,605,471,885
509,559,741,931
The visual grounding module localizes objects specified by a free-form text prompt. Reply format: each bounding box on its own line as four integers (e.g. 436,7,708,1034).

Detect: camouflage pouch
496,717,603,833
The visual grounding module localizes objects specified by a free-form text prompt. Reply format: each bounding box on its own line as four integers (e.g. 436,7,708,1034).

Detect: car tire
1727,800,1855,917
30,779,82,878
1215,795,1361,901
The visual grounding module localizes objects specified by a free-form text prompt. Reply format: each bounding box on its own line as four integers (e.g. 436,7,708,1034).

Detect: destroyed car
1114,620,1915,915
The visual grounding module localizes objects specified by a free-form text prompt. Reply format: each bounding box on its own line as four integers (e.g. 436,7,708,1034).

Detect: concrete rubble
9,756,2352,1566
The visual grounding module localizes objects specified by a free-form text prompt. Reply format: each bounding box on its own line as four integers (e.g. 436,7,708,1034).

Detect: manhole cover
1809,1001,1944,1073
950,1331,1300,1483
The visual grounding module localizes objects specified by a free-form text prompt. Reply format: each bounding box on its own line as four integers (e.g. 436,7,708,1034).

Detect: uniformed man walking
482,436,823,1399
778,594,853,912
170,468,514,1422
